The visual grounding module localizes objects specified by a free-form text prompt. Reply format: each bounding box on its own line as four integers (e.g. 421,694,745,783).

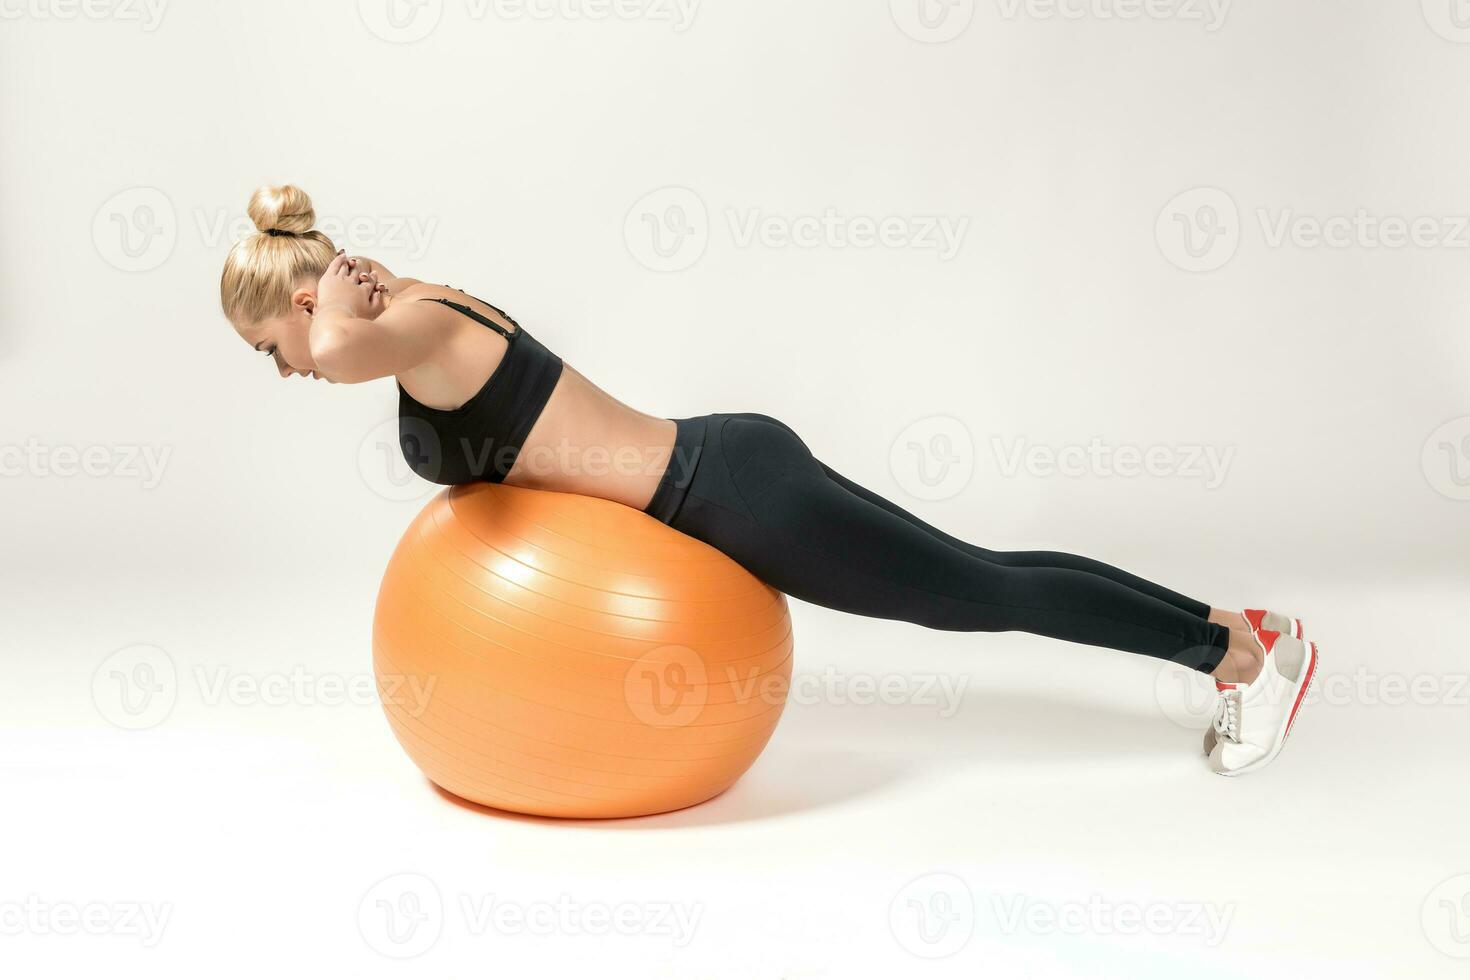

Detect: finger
324,251,347,276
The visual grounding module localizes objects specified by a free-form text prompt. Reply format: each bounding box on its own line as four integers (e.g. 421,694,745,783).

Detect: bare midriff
504,363,678,512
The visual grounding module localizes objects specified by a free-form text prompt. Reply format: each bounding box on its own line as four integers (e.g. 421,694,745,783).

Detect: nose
277,361,293,379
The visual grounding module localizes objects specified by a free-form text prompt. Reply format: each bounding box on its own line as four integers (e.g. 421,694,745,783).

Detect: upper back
393,284,565,485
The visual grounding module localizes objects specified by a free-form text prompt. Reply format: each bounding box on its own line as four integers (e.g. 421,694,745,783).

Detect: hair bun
247,184,316,236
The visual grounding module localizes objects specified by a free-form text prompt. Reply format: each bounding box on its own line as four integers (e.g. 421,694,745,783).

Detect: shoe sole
1213,642,1319,776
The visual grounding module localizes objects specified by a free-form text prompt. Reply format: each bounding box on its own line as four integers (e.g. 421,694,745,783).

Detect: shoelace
1212,689,1242,744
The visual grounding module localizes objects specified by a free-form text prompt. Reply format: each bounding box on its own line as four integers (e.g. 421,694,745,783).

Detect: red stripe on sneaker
1283,643,1318,741
1243,609,1266,632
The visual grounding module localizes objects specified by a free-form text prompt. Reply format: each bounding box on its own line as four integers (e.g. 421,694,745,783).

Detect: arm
308,254,447,383
309,305,451,384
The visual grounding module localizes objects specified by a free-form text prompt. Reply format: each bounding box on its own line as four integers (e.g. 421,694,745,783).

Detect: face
236,280,333,382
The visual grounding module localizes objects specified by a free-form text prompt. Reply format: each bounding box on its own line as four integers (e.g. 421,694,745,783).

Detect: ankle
1212,630,1264,685
1209,608,1249,633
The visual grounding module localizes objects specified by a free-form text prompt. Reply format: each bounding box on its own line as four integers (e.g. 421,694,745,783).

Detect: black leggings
644,413,1229,674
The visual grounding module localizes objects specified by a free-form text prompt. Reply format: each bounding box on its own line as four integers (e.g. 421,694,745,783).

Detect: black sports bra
397,288,564,485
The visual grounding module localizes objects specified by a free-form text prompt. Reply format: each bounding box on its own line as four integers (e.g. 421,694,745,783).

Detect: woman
221,185,1317,776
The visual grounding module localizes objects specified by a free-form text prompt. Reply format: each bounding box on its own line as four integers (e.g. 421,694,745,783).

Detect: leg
732,413,1211,616
685,417,1230,672
732,416,1257,678
824,458,1261,672
816,459,1212,617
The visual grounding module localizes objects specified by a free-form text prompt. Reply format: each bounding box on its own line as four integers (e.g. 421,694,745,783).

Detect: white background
2,1,1468,976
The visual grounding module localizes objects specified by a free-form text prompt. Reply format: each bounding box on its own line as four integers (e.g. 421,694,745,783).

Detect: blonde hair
219,184,337,325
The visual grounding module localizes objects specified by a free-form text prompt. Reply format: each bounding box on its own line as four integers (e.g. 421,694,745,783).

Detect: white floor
4,571,1468,978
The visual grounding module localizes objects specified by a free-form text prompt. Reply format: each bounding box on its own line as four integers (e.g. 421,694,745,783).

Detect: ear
291,284,316,317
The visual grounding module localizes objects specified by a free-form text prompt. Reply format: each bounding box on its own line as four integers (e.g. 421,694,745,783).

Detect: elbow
309,323,363,384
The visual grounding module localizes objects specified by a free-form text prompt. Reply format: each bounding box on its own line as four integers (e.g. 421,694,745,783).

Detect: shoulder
390,281,470,307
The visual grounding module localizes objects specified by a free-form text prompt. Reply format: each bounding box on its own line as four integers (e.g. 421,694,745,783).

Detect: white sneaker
1202,609,1310,756
1207,629,1319,776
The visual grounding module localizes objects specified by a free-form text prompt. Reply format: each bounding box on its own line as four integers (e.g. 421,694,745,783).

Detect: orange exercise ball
372,483,794,819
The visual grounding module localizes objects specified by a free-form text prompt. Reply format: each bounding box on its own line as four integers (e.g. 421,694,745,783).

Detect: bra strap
419,296,517,341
